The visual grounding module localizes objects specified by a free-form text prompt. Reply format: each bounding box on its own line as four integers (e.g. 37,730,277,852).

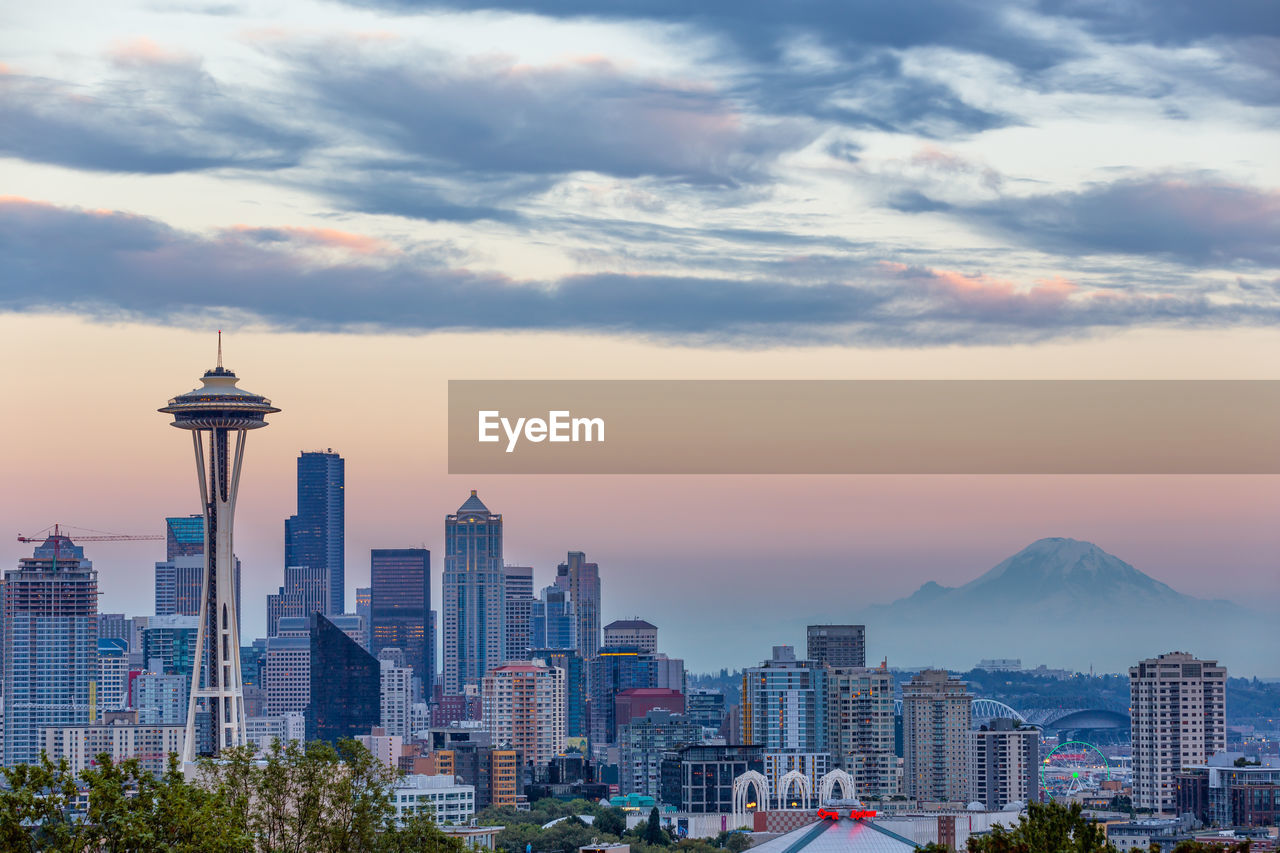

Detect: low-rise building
390,774,475,826
41,710,184,777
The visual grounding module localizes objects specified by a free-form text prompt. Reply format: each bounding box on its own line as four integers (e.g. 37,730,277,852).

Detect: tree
644,807,668,847
966,801,1116,853
595,808,627,837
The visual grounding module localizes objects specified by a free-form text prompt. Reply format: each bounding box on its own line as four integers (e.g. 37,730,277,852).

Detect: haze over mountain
858,538,1275,676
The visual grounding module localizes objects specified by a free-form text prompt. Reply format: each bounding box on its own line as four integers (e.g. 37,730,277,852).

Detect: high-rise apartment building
742,646,828,754
604,619,658,654
530,586,575,650
371,548,431,698
262,634,311,717
134,672,188,725
443,491,504,694
902,669,973,802
379,650,414,739
969,718,1039,810
266,565,328,637
1130,651,1228,813
502,566,534,662
807,625,866,669
827,666,896,798
285,450,345,615
555,552,601,668
306,612,380,745
482,661,566,767
3,534,98,767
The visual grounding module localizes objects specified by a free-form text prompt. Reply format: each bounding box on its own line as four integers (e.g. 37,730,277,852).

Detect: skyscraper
555,551,601,667
443,491,504,694
530,586,575,651
902,669,973,802
1130,651,1227,813
266,565,329,637
807,625,866,669
371,549,430,698
159,343,278,759
530,647,587,739
307,612,380,746
165,515,204,559
285,450,345,616
3,533,98,766
502,566,534,662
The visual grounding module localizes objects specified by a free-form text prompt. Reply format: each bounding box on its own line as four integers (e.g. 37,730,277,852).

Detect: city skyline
2,334,1276,676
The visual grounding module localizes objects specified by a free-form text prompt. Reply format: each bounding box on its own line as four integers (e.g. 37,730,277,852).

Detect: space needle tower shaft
159,334,279,760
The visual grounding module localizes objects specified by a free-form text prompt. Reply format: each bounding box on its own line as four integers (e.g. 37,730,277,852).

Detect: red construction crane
16,523,164,565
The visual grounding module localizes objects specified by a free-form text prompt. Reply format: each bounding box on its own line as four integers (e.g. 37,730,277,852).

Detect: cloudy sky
2,0,1277,672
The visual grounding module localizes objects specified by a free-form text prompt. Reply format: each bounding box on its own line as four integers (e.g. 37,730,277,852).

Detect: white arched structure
819,769,856,804
732,771,770,829
778,769,813,810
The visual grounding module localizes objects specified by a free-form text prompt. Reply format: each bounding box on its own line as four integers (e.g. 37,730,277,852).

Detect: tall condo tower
159,337,279,760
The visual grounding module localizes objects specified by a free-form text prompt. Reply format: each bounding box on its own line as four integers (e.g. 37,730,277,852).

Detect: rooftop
605,619,658,630
750,817,919,853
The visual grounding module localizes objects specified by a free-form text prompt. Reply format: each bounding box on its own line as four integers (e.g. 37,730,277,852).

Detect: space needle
160,334,279,760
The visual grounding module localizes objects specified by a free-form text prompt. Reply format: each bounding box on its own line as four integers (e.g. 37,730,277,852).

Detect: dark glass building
306,612,379,745
285,450,345,615
659,744,765,813
371,548,431,699
588,646,661,745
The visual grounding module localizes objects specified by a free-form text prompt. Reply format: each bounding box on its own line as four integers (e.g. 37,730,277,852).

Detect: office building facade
285,450,345,615
660,744,765,813
266,565,329,637
502,566,534,662
555,551,601,668
531,586,575,651
604,619,658,654
307,612,380,745
807,625,866,669
371,548,431,698
443,491,504,694
618,709,702,798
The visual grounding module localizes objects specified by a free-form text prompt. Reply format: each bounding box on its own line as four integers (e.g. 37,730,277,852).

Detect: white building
262,635,310,716
391,774,475,825
245,712,305,753
1130,651,1227,813
97,641,131,714
41,711,185,777
380,656,413,739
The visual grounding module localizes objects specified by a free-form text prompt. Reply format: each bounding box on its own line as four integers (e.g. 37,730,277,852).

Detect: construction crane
16,523,164,565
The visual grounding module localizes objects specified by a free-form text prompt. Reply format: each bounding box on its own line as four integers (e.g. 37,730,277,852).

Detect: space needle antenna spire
160,341,279,761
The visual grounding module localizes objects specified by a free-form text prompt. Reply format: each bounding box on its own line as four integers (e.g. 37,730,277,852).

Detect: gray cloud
2,198,1273,347
288,48,810,187
0,55,310,174
949,176,1280,267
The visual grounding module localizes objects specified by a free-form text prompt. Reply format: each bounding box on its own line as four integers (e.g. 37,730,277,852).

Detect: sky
1,0,1278,674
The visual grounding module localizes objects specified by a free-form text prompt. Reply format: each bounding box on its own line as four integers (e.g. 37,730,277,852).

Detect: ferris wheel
1040,740,1111,798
